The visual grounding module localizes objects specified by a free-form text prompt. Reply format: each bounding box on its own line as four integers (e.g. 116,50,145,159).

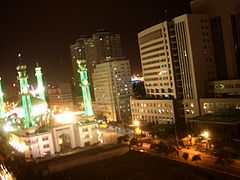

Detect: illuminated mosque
0,58,100,159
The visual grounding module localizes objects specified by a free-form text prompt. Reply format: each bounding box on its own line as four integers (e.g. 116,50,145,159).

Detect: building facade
137,14,216,127
191,0,240,79
130,99,175,124
93,59,133,123
207,79,240,97
47,83,74,112
173,14,216,120
70,30,123,100
9,120,99,159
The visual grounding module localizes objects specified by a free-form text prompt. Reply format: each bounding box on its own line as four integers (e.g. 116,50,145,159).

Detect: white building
93,58,133,123
137,14,216,125
138,21,176,99
9,118,99,159
130,99,175,124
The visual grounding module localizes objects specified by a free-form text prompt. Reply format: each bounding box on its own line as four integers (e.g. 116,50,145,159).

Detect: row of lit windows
146,88,174,93
132,108,173,114
143,64,168,71
142,59,166,66
144,76,169,82
131,102,172,108
140,40,164,50
136,115,174,122
208,83,240,90
139,29,163,45
141,47,165,55
142,52,166,61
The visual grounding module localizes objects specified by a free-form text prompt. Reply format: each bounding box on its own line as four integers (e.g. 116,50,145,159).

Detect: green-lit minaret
35,63,46,101
17,56,35,128
0,77,5,118
77,60,94,117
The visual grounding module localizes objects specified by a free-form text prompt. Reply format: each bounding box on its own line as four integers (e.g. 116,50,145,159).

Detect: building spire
77,60,94,117
35,63,46,101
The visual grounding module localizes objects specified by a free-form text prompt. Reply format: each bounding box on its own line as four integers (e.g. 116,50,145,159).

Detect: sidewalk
149,148,240,178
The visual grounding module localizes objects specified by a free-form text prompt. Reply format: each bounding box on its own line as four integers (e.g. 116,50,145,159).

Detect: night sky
0,0,191,84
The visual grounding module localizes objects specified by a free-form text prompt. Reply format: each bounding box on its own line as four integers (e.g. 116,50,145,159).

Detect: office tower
137,14,216,127
70,36,88,100
84,29,123,72
191,0,240,79
138,21,176,99
173,14,216,119
70,30,123,103
93,58,133,124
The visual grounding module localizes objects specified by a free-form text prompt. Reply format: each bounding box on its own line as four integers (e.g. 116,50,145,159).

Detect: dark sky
0,0,191,84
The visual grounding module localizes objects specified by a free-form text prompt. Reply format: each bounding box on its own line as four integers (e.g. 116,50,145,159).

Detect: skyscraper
93,58,133,124
137,13,216,127
70,36,89,100
191,0,240,79
70,30,123,102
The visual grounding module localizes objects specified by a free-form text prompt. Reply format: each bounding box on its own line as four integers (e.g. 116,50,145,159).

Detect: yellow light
9,140,27,153
202,131,209,139
135,127,142,135
133,120,140,127
3,125,14,132
55,112,75,124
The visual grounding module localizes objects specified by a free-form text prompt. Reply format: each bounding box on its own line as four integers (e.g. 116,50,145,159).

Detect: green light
17,65,35,128
35,64,46,101
77,60,94,117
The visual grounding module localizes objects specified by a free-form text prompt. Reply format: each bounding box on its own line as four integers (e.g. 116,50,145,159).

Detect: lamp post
133,120,141,135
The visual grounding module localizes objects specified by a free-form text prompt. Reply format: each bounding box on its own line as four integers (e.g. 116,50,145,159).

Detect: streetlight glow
202,131,209,139
133,120,140,127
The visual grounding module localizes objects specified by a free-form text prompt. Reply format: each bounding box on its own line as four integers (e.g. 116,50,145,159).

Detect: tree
182,152,189,160
192,155,201,161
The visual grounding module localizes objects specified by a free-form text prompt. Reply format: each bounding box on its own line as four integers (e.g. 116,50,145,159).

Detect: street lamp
133,120,141,135
202,131,209,139
133,120,140,127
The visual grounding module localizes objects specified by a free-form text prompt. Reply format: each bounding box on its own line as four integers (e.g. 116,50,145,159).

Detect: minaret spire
77,60,94,117
17,62,35,128
35,62,46,101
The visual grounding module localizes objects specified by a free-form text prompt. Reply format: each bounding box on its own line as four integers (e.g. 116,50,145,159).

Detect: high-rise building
138,21,176,99
84,29,123,72
70,30,123,102
137,14,216,127
70,36,89,100
92,58,133,124
173,14,216,119
191,0,240,79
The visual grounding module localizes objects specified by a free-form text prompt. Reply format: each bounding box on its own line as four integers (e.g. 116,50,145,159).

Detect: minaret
77,60,94,116
17,54,35,128
0,77,5,118
35,62,46,101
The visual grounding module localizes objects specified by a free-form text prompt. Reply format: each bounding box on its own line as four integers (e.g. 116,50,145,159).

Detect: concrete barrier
45,145,129,174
